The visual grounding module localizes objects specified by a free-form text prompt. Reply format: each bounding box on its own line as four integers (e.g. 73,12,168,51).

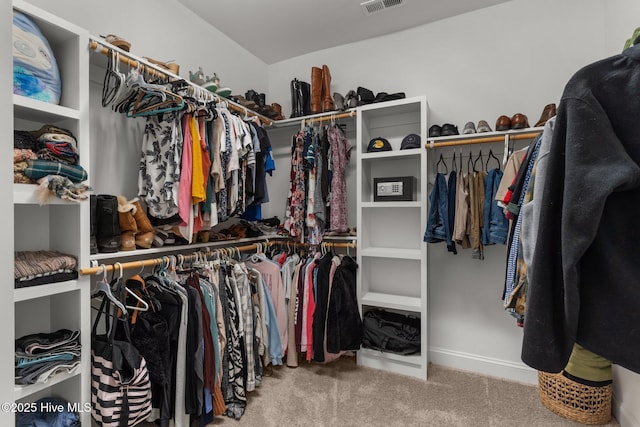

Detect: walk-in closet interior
5,0,640,425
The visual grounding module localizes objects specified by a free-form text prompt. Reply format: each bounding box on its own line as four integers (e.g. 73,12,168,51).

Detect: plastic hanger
467,151,473,174
473,150,484,172
436,153,448,174
114,263,149,312
92,264,128,316
451,152,458,173
486,148,501,171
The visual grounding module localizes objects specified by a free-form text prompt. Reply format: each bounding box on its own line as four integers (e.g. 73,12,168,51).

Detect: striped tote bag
91,295,152,427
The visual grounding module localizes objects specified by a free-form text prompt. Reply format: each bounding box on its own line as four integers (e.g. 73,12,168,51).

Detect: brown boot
311,66,323,114
271,103,284,120
117,196,137,251
322,65,334,112
131,199,154,249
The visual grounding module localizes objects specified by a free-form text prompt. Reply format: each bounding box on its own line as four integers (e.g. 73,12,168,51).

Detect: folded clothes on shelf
14,250,78,288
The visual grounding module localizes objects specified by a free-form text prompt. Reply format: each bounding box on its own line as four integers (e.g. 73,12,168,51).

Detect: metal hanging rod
273,109,357,128
80,239,356,276
88,37,273,126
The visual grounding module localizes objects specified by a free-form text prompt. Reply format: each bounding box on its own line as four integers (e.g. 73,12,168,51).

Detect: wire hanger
486,148,501,171
436,153,448,174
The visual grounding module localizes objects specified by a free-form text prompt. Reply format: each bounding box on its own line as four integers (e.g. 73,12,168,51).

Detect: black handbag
362,308,421,355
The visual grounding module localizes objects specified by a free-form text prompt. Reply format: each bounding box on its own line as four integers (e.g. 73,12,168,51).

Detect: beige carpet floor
208,356,619,427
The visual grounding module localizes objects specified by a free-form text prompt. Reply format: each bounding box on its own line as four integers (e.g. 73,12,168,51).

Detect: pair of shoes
534,103,557,127
344,90,358,109
496,113,530,131
143,57,180,75
429,123,459,137
101,34,131,52
310,65,335,113
462,120,493,134
117,196,155,250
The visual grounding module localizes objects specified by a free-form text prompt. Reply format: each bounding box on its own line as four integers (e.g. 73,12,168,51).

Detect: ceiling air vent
360,0,404,16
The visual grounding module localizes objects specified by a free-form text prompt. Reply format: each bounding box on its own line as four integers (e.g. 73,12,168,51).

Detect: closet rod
88,37,273,126
80,240,356,276
302,110,357,124
426,131,542,149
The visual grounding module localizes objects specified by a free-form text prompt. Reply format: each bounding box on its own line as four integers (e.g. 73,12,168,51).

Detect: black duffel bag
362,308,421,355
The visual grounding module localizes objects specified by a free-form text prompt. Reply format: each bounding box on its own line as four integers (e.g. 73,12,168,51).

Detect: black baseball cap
367,137,392,152
400,133,421,150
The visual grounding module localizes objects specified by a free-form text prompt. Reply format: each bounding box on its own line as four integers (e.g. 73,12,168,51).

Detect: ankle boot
90,194,97,255
321,65,334,112
299,81,312,116
271,103,284,120
290,79,301,118
131,199,154,249
95,194,120,253
311,66,323,114
117,196,138,251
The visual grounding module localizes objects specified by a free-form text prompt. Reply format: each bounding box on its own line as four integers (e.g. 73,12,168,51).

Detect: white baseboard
613,395,640,427
428,347,538,385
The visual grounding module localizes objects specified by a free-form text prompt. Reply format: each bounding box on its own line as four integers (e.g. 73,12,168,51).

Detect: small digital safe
373,176,416,202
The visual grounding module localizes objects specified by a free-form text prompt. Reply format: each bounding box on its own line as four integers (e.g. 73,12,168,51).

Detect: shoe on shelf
440,123,459,136
356,86,375,105
333,92,345,111
428,124,442,137
96,194,120,253
477,120,492,133
101,34,131,52
534,103,557,127
511,113,530,129
344,90,358,109
189,67,206,86
143,57,180,75
131,199,154,249
117,195,138,252
495,115,512,131
462,122,476,134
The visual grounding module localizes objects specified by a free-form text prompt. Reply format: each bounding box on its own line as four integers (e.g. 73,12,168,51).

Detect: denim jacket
482,168,508,245
424,173,452,247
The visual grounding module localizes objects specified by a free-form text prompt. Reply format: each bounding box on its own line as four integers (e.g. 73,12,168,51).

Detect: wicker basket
538,371,612,425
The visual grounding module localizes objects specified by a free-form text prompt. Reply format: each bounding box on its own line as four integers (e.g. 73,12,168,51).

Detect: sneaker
477,120,492,133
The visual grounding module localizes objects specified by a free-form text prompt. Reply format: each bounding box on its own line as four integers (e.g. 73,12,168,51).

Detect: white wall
266,1,640,424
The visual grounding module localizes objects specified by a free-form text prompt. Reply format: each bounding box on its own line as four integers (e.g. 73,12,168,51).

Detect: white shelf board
14,280,81,303
14,367,81,400
361,201,421,208
361,292,421,311
360,247,422,260
13,95,80,122
360,150,422,161
271,108,357,128
13,183,77,205
89,235,279,262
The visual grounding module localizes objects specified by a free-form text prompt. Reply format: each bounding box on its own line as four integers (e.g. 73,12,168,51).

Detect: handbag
91,293,152,427
362,308,421,355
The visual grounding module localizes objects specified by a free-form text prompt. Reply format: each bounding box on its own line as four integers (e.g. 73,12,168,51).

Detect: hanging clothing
523,43,640,376
328,126,351,233
423,172,451,245
482,168,509,245
138,112,183,219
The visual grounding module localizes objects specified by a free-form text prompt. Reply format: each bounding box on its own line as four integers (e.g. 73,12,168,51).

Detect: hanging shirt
328,126,351,232
138,112,182,219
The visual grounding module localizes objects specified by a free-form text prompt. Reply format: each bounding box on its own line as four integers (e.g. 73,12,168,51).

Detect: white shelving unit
11,1,91,424
356,96,428,380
